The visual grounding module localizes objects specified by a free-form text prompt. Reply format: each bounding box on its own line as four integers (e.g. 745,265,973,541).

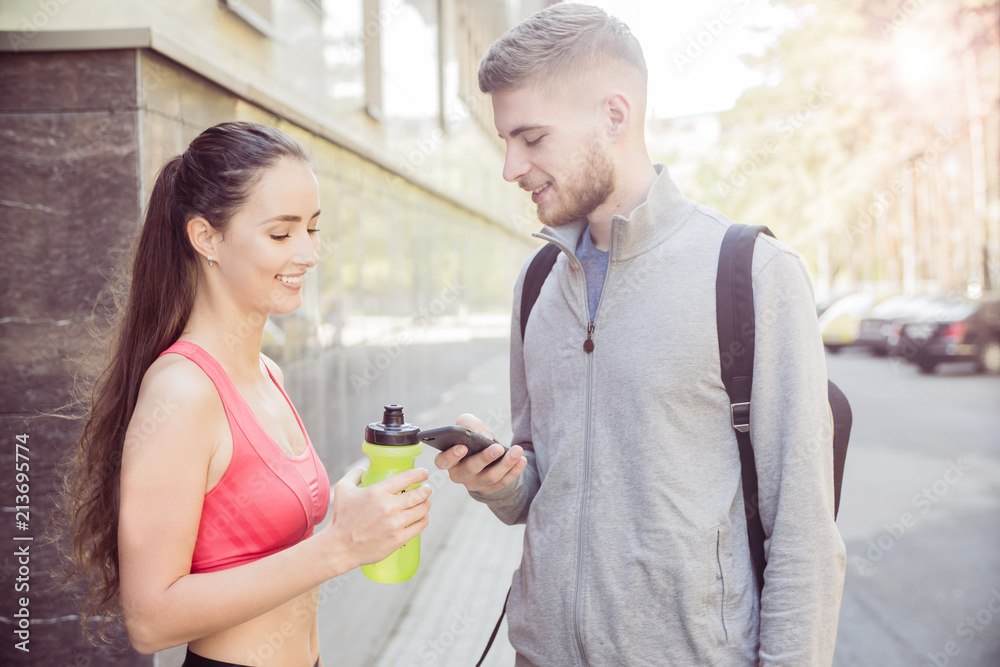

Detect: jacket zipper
575,346,593,665
572,229,613,665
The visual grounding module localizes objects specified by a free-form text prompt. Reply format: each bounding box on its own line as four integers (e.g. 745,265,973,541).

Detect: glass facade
138,50,535,477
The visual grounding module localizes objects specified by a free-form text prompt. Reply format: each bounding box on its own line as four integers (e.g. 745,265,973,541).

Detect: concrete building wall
0,1,553,664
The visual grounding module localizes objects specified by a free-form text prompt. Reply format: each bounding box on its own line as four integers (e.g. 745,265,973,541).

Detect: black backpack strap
520,243,561,341
716,223,773,595
827,380,852,518
476,586,511,666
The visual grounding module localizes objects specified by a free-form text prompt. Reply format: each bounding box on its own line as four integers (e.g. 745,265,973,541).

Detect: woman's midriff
186,586,320,667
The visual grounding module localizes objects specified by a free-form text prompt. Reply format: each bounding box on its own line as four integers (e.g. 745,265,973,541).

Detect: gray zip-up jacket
472,165,846,666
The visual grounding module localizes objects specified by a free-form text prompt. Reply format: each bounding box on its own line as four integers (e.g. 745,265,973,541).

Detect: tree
689,0,999,297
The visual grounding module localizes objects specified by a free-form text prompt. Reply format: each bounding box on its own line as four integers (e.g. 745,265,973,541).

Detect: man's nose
502,145,528,184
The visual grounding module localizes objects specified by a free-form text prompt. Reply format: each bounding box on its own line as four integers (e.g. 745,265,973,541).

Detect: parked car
816,293,846,318
857,295,936,356
819,293,878,352
889,297,1000,374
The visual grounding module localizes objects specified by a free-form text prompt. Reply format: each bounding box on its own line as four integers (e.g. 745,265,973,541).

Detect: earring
208,255,214,267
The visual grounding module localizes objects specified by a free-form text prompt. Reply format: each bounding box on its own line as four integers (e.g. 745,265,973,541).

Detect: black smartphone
418,426,508,459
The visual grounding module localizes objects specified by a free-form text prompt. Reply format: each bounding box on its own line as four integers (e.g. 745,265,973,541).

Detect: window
221,0,276,37
323,0,366,111
381,0,440,122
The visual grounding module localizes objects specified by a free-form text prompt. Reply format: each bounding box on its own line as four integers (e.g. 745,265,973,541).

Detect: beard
537,140,616,228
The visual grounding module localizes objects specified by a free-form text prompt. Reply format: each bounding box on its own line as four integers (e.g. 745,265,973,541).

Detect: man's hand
434,413,527,495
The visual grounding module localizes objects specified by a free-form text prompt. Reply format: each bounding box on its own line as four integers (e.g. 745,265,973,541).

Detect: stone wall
0,48,149,666
0,47,532,666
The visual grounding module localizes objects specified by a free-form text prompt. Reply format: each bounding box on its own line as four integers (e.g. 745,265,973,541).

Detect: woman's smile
276,273,305,289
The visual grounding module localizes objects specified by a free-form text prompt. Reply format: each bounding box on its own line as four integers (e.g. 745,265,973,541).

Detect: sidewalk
372,496,524,667
373,355,525,667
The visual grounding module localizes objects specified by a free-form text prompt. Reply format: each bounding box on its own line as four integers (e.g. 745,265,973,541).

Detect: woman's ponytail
55,122,308,643
124,155,197,380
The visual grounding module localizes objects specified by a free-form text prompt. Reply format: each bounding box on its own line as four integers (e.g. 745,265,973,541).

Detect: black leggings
182,648,319,667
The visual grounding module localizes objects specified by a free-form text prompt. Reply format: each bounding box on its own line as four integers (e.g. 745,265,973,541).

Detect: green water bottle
361,404,424,583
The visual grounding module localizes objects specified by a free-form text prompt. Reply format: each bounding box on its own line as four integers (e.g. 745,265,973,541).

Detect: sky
575,0,802,118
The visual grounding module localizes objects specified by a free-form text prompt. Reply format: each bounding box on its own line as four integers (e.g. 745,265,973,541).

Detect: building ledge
0,28,522,238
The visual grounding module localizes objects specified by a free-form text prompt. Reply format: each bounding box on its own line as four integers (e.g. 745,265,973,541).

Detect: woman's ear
186,217,220,264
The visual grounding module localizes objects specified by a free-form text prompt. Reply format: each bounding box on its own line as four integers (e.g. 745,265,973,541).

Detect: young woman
59,122,432,666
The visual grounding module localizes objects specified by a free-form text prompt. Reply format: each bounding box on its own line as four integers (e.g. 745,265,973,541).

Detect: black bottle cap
365,404,420,446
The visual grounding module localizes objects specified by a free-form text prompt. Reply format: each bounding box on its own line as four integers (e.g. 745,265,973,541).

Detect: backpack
518,224,851,592
477,224,851,663
714,224,851,592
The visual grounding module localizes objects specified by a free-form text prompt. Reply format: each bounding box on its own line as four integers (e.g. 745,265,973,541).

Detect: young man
435,4,846,665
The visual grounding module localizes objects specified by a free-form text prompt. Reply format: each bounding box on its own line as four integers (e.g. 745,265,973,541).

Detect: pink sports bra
159,340,330,574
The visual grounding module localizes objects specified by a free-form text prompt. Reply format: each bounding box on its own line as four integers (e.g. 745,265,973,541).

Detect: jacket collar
533,164,696,261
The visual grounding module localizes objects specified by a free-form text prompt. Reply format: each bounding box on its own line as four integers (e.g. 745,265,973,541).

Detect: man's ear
186,217,220,262
604,91,632,142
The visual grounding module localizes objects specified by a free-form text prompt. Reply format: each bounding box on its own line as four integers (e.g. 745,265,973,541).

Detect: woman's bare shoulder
124,353,224,458
140,352,219,404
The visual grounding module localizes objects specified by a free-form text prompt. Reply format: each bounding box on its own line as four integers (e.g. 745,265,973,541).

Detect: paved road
828,350,1000,667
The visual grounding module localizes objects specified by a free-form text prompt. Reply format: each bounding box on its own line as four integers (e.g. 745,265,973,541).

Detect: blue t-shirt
575,226,609,322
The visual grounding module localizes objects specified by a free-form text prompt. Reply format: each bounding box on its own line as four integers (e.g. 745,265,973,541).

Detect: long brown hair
56,121,309,642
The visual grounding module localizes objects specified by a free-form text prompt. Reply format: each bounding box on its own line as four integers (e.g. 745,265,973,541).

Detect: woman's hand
320,467,432,570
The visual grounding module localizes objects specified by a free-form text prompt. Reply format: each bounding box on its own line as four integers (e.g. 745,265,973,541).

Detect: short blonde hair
478,3,647,94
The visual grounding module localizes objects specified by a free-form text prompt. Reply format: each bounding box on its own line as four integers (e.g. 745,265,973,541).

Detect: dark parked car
889,297,1000,374
857,295,936,356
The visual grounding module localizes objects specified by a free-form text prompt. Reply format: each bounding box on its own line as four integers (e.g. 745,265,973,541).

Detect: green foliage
689,0,999,289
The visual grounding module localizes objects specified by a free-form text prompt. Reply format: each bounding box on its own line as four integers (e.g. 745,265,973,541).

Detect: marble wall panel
0,50,136,113
0,319,98,415
0,414,82,618
0,415,152,667
0,49,146,666
1,50,139,418
0,111,138,321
